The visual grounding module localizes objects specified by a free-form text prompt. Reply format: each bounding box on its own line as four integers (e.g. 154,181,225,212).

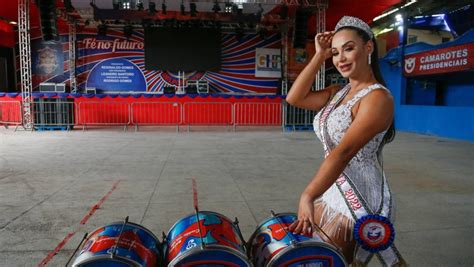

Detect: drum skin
248,213,347,267
72,222,161,267
164,211,251,267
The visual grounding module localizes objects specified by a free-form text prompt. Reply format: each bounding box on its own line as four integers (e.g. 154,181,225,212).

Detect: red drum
248,213,347,267
164,211,251,266
72,221,161,267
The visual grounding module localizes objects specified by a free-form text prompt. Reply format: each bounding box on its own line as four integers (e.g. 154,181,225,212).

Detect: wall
380,52,474,142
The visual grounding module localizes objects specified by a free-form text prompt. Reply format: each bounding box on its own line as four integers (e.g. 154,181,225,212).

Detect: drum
72,221,161,267
164,211,251,266
247,213,347,267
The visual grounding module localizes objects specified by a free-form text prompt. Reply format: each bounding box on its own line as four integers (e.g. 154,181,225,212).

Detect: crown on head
335,16,374,39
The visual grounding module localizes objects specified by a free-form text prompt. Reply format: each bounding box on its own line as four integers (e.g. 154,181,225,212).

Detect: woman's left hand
289,192,315,235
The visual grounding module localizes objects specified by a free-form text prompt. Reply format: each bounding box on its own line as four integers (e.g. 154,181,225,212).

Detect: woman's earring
368,54,372,65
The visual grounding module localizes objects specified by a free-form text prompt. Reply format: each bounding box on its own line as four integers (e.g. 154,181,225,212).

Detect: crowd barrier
0,98,314,131
0,101,22,126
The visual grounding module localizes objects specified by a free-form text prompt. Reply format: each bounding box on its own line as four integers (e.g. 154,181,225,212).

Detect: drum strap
318,85,403,266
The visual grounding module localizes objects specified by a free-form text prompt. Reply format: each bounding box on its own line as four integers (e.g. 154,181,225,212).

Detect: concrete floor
0,128,472,266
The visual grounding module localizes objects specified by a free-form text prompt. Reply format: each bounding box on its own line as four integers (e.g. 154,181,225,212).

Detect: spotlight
225,3,232,13
149,2,156,14
162,2,167,15
212,1,221,13
180,2,185,15
97,23,107,36
279,4,288,19
190,2,197,17
124,25,133,39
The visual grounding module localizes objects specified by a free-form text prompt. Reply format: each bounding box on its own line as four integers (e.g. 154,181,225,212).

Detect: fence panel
131,102,182,125
77,102,130,127
234,103,282,126
183,102,233,125
33,99,75,128
0,101,22,125
283,101,318,130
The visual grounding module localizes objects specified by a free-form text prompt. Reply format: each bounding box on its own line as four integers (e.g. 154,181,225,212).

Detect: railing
283,101,317,131
0,101,22,126
0,99,315,131
77,102,130,130
234,102,282,130
183,102,233,129
33,100,75,129
131,102,182,131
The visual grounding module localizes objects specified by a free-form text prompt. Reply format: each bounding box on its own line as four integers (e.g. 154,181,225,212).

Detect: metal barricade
131,102,182,131
283,101,317,131
77,102,130,131
0,101,22,127
183,102,233,130
33,99,75,130
233,102,282,130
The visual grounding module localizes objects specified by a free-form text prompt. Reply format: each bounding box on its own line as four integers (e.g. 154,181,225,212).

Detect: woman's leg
313,201,356,264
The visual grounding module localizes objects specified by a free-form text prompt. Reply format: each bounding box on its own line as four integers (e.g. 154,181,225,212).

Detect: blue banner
86,58,146,92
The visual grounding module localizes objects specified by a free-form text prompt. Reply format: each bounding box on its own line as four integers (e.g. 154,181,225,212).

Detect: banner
86,58,146,92
404,43,474,76
255,48,281,78
32,41,64,76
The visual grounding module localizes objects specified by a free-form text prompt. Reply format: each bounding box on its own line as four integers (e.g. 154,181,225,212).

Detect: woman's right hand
315,31,334,60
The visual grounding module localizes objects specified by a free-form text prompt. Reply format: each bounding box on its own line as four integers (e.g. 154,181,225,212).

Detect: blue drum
72,221,161,267
164,211,251,266
247,213,347,267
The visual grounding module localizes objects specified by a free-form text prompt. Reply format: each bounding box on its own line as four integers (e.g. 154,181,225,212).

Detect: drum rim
165,210,240,242
167,244,252,267
87,221,160,244
246,212,297,254
71,252,141,267
266,240,348,267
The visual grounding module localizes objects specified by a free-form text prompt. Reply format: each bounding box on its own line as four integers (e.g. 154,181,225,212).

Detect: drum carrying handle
194,207,206,249
270,210,297,246
65,232,88,267
110,216,129,257
233,217,247,248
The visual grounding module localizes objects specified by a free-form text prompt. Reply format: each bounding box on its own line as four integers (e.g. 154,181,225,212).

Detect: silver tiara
335,16,374,39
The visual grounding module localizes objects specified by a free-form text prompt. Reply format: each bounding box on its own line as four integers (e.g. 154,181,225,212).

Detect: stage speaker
0,58,8,92
163,86,175,94
37,0,58,42
186,85,198,94
293,9,310,48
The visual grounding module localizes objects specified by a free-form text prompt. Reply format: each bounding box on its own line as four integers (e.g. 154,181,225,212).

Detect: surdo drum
71,219,161,267
164,210,251,266
247,212,347,267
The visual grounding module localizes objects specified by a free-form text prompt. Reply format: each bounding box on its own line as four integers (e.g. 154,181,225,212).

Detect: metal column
69,22,77,93
315,1,327,91
18,0,34,130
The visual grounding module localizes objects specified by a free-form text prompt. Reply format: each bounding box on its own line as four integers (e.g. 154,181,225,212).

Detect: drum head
169,246,251,267
268,241,347,267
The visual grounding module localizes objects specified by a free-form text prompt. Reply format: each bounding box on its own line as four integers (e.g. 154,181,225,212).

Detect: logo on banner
256,48,281,78
32,41,64,76
404,57,416,74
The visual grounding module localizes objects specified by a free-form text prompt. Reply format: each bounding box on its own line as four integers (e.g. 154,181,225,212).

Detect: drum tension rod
65,232,88,267
111,216,129,257
233,217,247,248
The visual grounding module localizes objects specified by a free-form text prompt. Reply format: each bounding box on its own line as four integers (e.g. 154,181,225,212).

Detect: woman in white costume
287,16,406,266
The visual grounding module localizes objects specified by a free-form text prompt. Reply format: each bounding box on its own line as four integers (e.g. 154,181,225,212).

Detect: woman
286,16,405,266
